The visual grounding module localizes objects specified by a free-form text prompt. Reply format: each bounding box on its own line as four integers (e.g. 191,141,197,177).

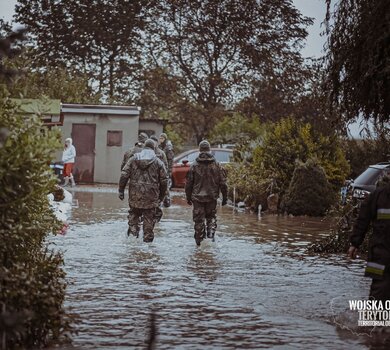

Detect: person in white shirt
62,137,76,187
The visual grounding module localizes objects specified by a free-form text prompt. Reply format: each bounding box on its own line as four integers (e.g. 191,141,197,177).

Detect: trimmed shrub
0,98,71,348
283,159,335,216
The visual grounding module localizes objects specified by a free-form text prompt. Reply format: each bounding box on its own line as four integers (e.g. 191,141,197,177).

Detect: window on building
107,130,123,147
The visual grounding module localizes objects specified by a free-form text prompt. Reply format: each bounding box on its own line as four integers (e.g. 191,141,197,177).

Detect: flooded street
49,189,388,349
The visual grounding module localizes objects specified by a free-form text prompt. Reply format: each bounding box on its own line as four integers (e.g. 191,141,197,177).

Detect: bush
0,98,71,348
283,159,335,216
225,117,350,213
225,162,273,210
253,117,350,195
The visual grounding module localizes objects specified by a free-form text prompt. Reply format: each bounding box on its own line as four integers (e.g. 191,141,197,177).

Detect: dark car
171,148,233,188
350,162,390,199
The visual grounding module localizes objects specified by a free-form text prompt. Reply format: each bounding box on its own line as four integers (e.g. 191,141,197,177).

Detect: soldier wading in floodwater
185,140,228,246
121,132,149,170
349,174,390,302
159,133,174,207
118,139,168,242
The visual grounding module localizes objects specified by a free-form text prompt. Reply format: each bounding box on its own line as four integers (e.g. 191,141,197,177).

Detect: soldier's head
138,132,148,144
159,133,167,145
150,135,159,149
199,140,211,153
144,139,156,150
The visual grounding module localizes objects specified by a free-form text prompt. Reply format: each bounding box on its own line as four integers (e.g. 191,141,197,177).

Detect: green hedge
0,98,71,348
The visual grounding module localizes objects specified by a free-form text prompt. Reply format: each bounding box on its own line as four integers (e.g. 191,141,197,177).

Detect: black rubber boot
127,227,139,238
163,197,171,208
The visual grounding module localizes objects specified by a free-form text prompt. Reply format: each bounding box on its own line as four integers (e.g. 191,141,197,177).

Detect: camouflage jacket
159,140,174,173
185,152,228,203
155,147,168,170
121,143,143,170
119,149,168,209
351,183,390,265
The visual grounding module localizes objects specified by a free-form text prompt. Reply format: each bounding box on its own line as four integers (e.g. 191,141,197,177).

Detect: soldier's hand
222,198,227,206
348,246,358,259
187,200,192,206
118,192,124,200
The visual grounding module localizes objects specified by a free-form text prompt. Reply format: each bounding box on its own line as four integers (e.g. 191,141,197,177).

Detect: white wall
59,113,139,184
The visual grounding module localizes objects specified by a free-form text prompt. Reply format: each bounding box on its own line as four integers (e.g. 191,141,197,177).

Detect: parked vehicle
349,162,390,200
171,148,233,188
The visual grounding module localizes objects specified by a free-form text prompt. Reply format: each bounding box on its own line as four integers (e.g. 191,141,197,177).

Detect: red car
171,148,233,188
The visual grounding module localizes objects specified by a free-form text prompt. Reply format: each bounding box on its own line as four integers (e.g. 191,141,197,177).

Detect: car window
179,151,199,163
354,167,383,185
213,151,232,163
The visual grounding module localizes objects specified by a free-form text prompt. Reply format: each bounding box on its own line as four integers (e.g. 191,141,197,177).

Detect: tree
145,0,312,142
15,0,148,100
5,56,101,103
324,0,390,125
0,22,26,82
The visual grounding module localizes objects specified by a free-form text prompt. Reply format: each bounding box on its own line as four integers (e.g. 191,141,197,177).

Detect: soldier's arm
118,157,133,193
166,148,174,170
121,151,129,171
162,151,168,170
350,192,376,248
185,166,194,203
158,162,168,201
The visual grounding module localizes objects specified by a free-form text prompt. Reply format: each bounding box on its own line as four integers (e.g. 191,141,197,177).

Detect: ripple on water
47,191,377,349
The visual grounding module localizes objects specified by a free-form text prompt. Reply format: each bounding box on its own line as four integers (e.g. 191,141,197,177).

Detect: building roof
11,98,63,126
61,103,140,116
11,98,61,115
139,117,168,125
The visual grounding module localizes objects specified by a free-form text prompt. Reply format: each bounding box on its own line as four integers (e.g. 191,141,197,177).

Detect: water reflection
187,247,220,282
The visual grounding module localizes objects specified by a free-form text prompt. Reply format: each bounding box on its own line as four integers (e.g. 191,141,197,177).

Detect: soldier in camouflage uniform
151,135,168,170
185,140,228,246
151,135,168,223
349,174,390,301
159,133,174,207
119,139,168,242
121,132,148,170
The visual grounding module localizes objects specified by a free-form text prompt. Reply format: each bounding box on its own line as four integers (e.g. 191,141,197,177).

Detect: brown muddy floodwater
48,189,390,350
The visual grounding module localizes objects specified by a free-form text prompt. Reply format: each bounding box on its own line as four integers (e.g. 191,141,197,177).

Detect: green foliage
209,113,266,145
325,0,390,125
225,162,273,210
226,117,350,212
283,159,335,216
6,63,101,104
165,124,184,154
210,113,268,164
0,98,71,348
253,117,350,194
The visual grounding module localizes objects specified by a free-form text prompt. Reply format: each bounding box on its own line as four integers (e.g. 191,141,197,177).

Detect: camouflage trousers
369,277,390,302
128,207,159,242
192,200,217,245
